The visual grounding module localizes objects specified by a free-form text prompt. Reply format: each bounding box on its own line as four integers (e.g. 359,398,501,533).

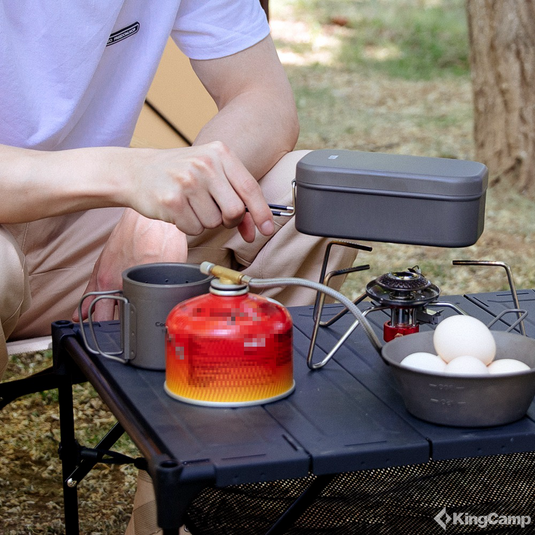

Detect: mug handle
78,290,130,364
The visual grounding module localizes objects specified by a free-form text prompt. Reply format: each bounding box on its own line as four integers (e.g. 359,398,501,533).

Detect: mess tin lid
296,149,488,197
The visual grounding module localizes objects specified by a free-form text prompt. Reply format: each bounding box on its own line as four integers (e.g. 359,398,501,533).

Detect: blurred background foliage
275,0,469,79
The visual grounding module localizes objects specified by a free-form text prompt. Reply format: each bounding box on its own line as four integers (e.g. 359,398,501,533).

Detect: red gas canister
165,279,294,407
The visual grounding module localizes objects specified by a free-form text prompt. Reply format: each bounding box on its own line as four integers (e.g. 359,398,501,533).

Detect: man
1,1,356,532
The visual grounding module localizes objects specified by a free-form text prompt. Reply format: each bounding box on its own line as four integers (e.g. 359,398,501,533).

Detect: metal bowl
381,331,535,427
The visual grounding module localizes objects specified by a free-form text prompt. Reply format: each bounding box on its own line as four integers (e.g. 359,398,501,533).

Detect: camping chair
0,336,55,409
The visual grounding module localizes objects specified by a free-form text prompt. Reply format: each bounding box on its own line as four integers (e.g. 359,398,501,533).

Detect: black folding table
51,289,535,534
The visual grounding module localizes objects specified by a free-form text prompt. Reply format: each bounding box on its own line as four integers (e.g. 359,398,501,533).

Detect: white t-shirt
0,1,270,150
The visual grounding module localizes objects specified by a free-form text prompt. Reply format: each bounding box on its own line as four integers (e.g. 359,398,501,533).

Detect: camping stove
366,267,440,342
307,252,527,370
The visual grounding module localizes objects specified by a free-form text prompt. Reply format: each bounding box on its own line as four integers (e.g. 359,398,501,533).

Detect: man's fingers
237,213,256,243
216,149,274,236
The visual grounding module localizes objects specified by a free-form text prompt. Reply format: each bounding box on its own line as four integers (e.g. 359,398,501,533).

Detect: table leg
53,321,82,535
264,474,336,534
58,374,80,535
152,457,216,532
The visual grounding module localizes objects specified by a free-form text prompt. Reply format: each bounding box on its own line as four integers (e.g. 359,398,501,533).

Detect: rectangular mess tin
294,149,488,247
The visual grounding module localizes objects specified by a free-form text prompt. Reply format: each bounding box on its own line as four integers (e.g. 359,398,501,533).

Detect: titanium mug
79,263,213,370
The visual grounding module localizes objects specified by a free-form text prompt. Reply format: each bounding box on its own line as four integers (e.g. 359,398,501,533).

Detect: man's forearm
191,35,299,180
193,89,299,180
0,140,275,237
0,144,127,223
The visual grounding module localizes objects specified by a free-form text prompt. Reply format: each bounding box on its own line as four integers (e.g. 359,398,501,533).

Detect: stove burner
375,270,431,292
364,267,440,341
366,266,440,308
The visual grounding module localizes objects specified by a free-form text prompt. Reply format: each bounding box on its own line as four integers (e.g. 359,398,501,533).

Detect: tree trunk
466,0,535,194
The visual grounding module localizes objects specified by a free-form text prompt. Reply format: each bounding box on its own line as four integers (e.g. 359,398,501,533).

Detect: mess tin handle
78,291,130,364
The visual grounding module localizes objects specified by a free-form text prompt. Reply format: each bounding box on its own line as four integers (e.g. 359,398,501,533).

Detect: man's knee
0,226,31,379
0,227,30,334
258,150,311,200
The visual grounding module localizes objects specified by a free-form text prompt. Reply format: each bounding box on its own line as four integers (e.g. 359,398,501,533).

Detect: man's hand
73,209,189,322
120,141,275,242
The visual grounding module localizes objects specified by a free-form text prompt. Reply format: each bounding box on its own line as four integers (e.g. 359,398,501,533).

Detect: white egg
400,352,447,373
433,315,496,365
444,355,489,375
488,359,531,375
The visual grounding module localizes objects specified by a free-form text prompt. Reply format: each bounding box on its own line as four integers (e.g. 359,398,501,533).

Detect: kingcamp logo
434,507,531,530
107,22,140,46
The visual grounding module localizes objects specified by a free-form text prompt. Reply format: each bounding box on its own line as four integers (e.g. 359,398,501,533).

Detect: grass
271,0,474,160
0,350,138,534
